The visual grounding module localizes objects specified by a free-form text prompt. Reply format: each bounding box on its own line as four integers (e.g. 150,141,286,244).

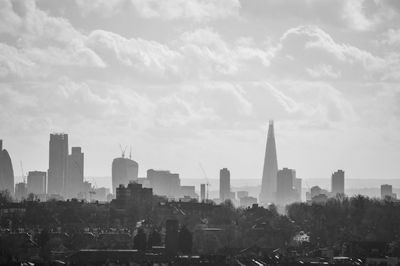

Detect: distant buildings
180,186,197,200
27,171,47,198
259,121,278,205
112,157,138,194
239,196,257,208
147,169,180,199
237,191,248,199
48,134,68,197
294,177,302,201
92,187,110,202
0,140,14,195
381,184,396,200
276,168,297,205
66,147,84,199
15,182,27,201
219,168,231,202
200,184,206,202
331,170,345,196
115,182,153,205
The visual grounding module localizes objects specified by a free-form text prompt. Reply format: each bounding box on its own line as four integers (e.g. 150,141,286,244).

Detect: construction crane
119,144,127,158
199,163,211,201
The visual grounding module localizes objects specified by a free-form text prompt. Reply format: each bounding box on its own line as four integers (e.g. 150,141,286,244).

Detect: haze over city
1,0,400,188
3,1,400,265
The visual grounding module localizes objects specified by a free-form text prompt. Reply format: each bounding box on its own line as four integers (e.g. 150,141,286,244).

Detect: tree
133,228,147,251
38,227,50,261
178,225,193,254
147,229,162,249
0,190,12,204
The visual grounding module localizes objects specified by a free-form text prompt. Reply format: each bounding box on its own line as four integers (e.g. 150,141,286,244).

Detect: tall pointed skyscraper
259,121,278,204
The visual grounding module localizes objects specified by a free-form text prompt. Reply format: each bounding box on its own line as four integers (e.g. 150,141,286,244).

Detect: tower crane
119,144,127,158
199,163,211,201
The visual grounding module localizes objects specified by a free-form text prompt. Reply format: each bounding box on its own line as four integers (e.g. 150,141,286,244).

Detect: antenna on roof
129,145,132,159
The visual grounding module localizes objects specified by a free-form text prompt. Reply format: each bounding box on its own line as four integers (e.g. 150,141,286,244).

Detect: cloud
240,0,399,31
257,81,357,129
130,0,240,21
86,30,180,77
75,0,127,18
306,64,341,79
271,25,387,81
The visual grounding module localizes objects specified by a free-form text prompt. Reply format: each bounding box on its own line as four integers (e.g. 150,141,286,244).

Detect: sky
1,0,400,189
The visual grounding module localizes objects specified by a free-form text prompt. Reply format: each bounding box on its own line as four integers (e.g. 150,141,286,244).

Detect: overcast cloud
1,0,399,187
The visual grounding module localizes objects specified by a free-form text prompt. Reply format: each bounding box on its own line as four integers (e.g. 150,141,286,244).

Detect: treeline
287,195,400,256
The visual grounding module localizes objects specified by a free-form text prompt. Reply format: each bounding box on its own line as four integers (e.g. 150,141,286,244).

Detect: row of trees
287,196,400,256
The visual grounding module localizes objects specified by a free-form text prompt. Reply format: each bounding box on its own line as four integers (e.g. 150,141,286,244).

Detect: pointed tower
259,120,278,204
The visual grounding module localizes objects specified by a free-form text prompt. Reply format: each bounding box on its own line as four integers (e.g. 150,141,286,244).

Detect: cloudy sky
1,0,400,188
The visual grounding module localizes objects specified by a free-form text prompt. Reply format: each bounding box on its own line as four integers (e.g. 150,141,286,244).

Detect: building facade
331,169,345,196
219,168,231,202
112,157,139,194
259,121,278,205
66,147,84,199
147,169,180,199
27,171,47,195
15,182,27,201
276,167,295,205
48,134,68,197
381,184,396,199
200,184,206,202
0,140,14,195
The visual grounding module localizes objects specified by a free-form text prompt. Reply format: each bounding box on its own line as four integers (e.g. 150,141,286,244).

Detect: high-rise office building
112,157,138,194
15,182,27,201
66,147,84,199
259,121,278,204
276,167,295,204
27,171,47,195
147,169,180,198
331,170,345,196
219,168,231,202
200,184,206,202
48,134,68,197
381,184,396,200
294,178,302,201
0,140,14,195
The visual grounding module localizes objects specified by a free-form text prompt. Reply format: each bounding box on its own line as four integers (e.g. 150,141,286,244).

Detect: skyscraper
15,182,27,201
276,167,295,205
200,184,206,202
0,140,14,195
112,156,139,194
147,169,179,198
331,169,345,196
219,168,230,202
381,184,396,200
65,147,84,199
48,134,68,197
27,171,47,195
259,121,278,204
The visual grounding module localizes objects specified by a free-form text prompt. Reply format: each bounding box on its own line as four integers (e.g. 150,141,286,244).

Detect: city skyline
1,1,400,264
1,0,400,184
